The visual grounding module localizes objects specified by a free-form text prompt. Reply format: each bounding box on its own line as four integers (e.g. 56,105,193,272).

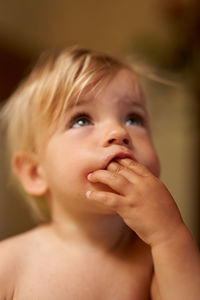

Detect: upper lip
102,150,135,169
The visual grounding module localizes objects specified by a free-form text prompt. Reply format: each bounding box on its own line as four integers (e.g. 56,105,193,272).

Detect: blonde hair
0,46,130,222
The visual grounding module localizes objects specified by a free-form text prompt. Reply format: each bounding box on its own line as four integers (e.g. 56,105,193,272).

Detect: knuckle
109,172,118,181
102,192,110,202
114,164,124,174
110,198,120,209
127,160,136,169
111,173,126,186
104,193,118,208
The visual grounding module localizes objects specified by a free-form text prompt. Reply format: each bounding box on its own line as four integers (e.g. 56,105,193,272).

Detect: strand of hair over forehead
0,48,155,157
0,47,126,222
1,46,180,223
1,47,129,158
31,48,123,130
126,54,183,88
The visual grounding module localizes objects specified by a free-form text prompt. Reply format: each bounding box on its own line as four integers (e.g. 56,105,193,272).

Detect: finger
107,160,137,183
86,190,123,210
87,169,130,195
116,158,151,177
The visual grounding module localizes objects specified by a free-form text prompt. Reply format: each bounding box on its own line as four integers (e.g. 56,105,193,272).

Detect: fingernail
86,191,91,198
87,173,93,180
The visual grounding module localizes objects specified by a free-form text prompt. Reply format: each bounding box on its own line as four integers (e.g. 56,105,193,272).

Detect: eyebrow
120,98,146,109
67,95,146,111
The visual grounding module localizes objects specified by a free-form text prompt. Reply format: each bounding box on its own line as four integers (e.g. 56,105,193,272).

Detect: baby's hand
86,158,184,248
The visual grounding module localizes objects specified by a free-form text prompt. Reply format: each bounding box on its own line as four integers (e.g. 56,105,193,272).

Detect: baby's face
40,69,160,215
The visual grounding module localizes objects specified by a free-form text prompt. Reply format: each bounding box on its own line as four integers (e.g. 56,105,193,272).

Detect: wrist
151,223,200,300
151,222,192,251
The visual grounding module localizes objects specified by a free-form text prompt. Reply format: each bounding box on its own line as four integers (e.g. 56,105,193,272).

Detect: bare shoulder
0,226,42,256
0,226,45,299
0,225,48,267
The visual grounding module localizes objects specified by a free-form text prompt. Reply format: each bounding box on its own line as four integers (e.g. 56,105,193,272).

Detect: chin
84,195,116,215
91,203,117,215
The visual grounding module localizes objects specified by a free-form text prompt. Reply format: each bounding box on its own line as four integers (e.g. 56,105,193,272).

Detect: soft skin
39,68,160,219
86,158,200,300
86,157,183,248
39,68,200,299
4,68,200,300
85,135,200,299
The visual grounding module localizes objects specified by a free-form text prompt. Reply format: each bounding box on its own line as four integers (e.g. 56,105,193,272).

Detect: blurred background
0,0,199,244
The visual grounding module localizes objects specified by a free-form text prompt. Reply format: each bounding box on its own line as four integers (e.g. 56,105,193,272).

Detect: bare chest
13,249,152,300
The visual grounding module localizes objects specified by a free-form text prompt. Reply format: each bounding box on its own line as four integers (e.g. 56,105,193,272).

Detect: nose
103,124,131,147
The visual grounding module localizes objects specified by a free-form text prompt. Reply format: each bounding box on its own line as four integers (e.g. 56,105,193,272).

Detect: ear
12,152,48,196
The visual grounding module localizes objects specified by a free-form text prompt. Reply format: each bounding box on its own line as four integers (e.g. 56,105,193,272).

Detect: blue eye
125,114,144,127
70,114,92,128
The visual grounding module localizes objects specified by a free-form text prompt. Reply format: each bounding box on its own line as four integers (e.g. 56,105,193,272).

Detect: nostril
108,138,129,145
123,138,129,145
108,138,115,144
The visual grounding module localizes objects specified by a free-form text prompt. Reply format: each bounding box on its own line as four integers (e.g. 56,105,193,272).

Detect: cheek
148,153,161,177
45,150,89,186
140,153,160,177
136,141,161,177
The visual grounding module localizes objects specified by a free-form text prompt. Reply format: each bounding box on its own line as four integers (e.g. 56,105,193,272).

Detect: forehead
68,68,145,110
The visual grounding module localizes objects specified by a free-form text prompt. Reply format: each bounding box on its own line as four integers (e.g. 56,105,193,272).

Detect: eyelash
126,113,145,127
68,111,146,128
68,112,92,128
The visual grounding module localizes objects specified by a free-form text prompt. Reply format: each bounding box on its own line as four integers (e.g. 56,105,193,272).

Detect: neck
49,209,133,252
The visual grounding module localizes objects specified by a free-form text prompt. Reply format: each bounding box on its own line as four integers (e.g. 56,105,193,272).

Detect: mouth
103,151,134,169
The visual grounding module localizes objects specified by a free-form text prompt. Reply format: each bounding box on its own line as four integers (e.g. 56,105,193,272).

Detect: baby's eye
125,114,144,127
70,113,92,128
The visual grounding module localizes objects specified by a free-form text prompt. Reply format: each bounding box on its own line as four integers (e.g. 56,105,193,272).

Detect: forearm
151,224,200,300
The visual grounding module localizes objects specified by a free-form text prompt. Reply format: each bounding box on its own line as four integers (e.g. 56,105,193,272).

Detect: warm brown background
0,0,199,244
